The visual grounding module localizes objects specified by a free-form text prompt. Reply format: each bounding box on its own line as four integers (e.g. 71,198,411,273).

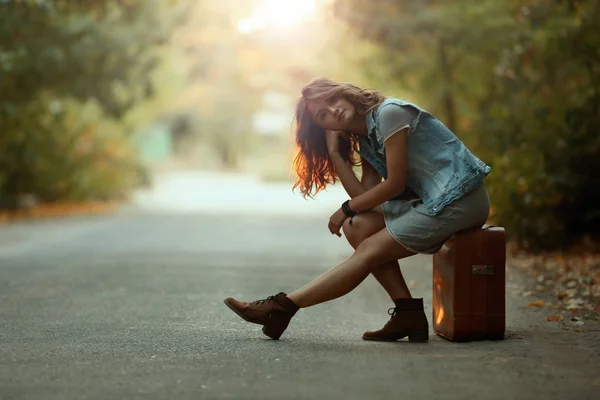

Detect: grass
0,201,119,224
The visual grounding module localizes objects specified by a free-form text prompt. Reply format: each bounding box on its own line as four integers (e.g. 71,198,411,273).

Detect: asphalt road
1,172,598,400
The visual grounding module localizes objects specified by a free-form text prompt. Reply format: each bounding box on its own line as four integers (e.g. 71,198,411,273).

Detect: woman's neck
349,117,369,135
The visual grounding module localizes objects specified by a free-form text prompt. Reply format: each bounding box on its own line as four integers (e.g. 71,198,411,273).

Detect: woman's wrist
341,200,357,217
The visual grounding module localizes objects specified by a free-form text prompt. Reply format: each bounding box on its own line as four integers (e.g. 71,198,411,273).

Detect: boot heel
408,330,429,342
262,323,284,340
262,312,292,340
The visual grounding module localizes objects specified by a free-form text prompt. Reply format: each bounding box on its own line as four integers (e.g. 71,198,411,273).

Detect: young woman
224,77,491,342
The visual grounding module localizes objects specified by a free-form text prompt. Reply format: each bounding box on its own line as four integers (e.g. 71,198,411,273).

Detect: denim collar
365,108,377,137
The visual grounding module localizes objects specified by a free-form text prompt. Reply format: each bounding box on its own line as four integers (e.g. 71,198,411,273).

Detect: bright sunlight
237,0,316,34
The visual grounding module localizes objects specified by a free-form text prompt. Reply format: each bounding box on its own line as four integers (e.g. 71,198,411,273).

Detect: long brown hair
292,77,385,198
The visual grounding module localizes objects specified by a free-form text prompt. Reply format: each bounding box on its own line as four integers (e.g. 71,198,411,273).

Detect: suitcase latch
471,265,495,275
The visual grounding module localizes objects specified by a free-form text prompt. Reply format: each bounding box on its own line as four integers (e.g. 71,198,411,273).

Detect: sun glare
237,0,316,34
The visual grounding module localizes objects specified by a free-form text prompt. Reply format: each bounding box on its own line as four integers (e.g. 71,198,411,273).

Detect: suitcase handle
472,265,495,275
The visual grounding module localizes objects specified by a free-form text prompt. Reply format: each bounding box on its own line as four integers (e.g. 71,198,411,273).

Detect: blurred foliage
0,0,187,204
480,0,600,249
335,0,600,249
1,0,598,249
171,0,261,169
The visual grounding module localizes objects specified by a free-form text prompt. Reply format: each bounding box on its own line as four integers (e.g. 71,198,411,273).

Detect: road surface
1,172,598,399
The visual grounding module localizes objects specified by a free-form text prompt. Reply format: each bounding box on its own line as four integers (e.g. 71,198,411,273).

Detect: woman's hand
325,130,348,155
328,207,347,237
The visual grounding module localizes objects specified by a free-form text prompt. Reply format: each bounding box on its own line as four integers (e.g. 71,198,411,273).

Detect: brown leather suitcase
432,225,506,341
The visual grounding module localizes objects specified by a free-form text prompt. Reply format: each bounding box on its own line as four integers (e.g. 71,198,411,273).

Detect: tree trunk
439,39,457,131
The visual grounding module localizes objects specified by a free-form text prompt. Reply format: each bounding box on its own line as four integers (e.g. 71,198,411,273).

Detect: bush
0,97,144,203
480,0,600,249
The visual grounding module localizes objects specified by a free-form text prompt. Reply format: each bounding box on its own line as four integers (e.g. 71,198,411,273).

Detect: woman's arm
327,129,382,198
360,159,383,190
329,153,366,199
346,127,409,213
325,130,376,198
330,153,382,198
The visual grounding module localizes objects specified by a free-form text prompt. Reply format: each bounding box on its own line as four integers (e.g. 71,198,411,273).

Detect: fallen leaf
547,315,561,321
527,300,545,307
566,298,586,309
565,289,577,297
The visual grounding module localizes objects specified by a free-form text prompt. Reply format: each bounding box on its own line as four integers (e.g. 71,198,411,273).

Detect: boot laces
379,307,397,330
387,307,397,318
252,295,276,305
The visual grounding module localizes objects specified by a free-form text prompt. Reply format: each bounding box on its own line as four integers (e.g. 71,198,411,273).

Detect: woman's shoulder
375,99,419,122
378,97,411,107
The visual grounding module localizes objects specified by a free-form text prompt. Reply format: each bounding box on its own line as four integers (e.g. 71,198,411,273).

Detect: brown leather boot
223,292,300,340
362,298,429,342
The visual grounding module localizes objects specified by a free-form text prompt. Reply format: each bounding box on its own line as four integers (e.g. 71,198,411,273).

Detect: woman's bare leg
342,212,412,301
287,227,416,308
372,262,412,300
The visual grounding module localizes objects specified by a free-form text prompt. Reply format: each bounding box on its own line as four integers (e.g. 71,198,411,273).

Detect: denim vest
358,98,491,216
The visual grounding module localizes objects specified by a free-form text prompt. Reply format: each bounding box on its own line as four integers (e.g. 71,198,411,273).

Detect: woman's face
306,97,357,131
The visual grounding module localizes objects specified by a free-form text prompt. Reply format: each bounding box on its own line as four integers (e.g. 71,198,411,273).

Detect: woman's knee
341,218,360,248
342,211,385,249
355,231,416,268
354,235,384,267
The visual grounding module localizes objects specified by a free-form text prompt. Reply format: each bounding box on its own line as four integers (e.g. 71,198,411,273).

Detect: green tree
335,0,600,249
334,0,516,132
480,0,600,248
161,0,265,168
0,0,188,204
